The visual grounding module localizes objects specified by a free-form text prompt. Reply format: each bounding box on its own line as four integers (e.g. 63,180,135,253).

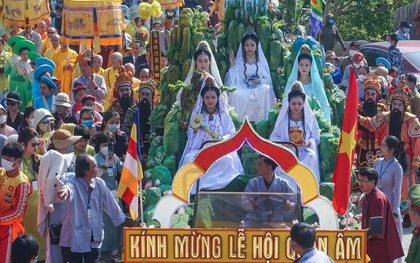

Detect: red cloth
362,188,404,262
332,66,358,215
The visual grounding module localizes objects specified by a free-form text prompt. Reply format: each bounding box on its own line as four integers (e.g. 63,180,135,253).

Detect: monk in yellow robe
102,52,123,110
52,40,77,97
44,34,61,61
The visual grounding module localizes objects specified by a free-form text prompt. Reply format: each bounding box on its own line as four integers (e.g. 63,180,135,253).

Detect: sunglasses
31,143,40,147
6,101,17,106
47,31,54,34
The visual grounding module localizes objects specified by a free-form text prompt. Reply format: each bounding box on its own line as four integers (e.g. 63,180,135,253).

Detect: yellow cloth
53,48,78,97
0,51,12,93
74,144,96,157
44,45,60,61
102,66,119,111
127,25,148,41
41,38,52,55
21,155,46,261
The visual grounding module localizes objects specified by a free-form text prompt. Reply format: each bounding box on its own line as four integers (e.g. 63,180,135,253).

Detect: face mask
2,158,16,171
108,124,120,133
328,19,335,24
82,120,94,128
290,241,296,253
349,50,357,57
39,123,50,133
353,63,362,69
384,41,391,48
30,118,34,127
358,75,367,81
100,146,108,156
403,28,410,33
0,115,6,124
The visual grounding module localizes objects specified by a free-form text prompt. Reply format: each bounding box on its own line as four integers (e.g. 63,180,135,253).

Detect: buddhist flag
309,0,323,38
117,109,143,220
331,66,358,216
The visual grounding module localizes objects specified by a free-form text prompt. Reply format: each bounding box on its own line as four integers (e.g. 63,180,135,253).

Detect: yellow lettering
335,233,345,260
263,232,273,259
174,236,189,258
146,235,155,257
285,237,295,260
201,235,210,259
253,236,263,259
130,235,139,258
316,236,328,254
346,237,361,259
157,235,167,258
213,236,222,258
238,233,246,258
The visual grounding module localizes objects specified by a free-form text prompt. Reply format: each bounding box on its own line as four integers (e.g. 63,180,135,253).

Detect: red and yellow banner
62,0,123,46
3,0,50,27
123,228,368,262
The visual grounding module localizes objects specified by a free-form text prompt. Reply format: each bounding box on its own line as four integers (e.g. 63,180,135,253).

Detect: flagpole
138,108,145,226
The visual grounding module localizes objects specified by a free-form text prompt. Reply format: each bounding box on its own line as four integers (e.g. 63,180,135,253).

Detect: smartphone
108,142,114,159
50,122,54,132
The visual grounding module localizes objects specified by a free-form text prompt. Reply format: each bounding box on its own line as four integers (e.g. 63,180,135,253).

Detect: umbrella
2,0,50,28
61,0,123,52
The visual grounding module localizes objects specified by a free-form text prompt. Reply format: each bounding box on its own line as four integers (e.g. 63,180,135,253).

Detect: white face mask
0,115,7,124
349,50,357,57
358,75,367,81
2,158,17,171
30,118,34,127
403,28,410,33
353,63,362,69
100,146,108,156
384,41,391,48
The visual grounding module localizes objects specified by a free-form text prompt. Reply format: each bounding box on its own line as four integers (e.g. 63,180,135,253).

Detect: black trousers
61,246,100,263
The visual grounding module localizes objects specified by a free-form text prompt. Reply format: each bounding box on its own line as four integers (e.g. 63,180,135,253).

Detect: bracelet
101,164,108,170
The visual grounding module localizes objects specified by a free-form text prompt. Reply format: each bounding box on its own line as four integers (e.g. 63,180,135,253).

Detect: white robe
225,63,275,123
179,111,244,194
270,119,321,184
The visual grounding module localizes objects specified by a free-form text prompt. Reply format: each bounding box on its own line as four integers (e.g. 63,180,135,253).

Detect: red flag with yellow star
332,66,358,215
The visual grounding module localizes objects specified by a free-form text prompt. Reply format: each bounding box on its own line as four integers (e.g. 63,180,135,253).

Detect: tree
325,0,413,40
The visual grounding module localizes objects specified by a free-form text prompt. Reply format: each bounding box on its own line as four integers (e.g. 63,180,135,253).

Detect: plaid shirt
388,46,403,75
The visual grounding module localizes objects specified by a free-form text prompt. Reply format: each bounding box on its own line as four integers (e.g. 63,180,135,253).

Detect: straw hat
51,130,82,149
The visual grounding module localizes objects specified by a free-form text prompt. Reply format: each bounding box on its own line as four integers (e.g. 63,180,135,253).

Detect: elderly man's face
93,57,102,70
110,54,122,68
79,60,91,77
118,83,132,98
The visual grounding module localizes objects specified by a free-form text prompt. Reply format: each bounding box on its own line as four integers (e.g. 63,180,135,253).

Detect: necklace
205,108,217,121
299,76,310,85
247,56,255,63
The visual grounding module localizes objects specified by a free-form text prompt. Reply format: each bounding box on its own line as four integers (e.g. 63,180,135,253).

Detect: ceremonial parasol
2,0,50,28
61,0,123,52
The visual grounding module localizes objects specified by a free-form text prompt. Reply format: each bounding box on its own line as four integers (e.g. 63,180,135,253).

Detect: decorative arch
153,119,338,229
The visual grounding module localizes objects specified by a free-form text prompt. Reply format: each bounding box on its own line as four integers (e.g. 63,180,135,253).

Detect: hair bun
205,76,215,86
291,81,304,92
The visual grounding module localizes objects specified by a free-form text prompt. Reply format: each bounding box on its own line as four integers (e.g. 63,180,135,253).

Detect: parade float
120,0,372,262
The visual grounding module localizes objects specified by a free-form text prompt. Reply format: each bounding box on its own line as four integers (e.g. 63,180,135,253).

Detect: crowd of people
0,0,420,262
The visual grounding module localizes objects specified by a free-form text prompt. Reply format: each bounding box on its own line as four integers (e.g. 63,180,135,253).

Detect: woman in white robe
224,31,275,123
270,81,321,184
179,76,244,194
285,44,331,123
176,41,224,102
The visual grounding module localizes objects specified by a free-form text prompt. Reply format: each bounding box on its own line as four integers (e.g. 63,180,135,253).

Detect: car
360,40,420,74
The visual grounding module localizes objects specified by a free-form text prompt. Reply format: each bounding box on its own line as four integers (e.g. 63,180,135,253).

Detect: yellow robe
53,48,78,97
102,66,119,111
0,51,12,93
44,45,61,61
41,38,52,54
